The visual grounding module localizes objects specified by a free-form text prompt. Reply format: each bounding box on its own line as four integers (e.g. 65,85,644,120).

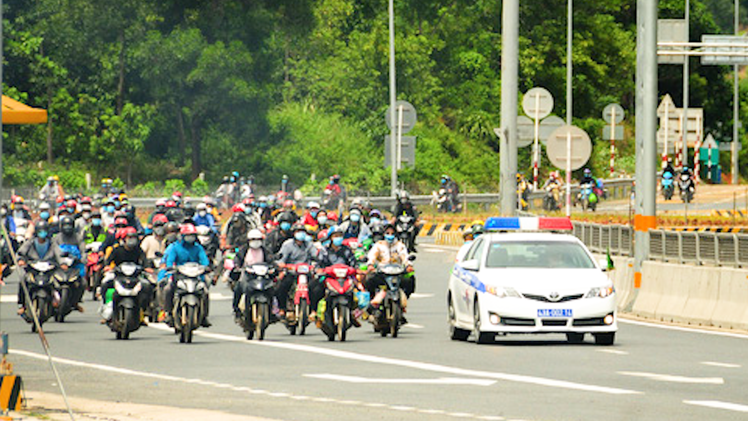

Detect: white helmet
196,203,207,211
307,201,321,209
247,229,263,240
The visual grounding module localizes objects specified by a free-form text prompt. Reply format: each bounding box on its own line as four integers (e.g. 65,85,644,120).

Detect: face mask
106,206,115,213
156,205,164,212
198,211,207,217
92,218,102,227
318,216,328,224
38,230,48,239
125,238,138,248
249,240,262,249
332,237,344,247
322,240,331,247
385,234,396,243
310,210,318,218
40,211,50,220
166,233,177,242
67,207,75,214
350,214,361,223
154,226,165,236
305,233,312,242
370,217,380,225
114,201,121,207
184,235,197,244
280,222,291,231
260,203,267,208
294,232,306,242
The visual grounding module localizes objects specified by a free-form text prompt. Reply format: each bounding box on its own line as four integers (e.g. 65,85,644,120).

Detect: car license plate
538,309,572,318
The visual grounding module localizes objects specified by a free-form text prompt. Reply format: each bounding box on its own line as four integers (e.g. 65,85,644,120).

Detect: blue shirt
159,240,209,281
192,213,217,232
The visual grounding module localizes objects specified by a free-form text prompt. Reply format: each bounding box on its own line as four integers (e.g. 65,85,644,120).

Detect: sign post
547,125,592,216
522,87,554,190
603,103,625,177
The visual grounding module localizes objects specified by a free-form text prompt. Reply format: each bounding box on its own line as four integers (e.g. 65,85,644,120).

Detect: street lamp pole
388,0,397,197
565,0,573,216
733,0,740,184
681,0,690,170
499,0,518,215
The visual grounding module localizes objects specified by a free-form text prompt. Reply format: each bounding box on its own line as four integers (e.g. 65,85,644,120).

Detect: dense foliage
1,0,745,193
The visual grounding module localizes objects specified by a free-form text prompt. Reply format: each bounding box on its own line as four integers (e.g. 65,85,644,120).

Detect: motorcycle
371,255,415,338
543,184,561,211
219,249,241,289
21,260,57,332
110,262,144,340
171,263,210,344
196,226,219,266
283,263,313,336
396,215,417,253
662,171,675,201
320,264,357,342
679,173,695,203
435,188,451,213
577,182,598,212
85,242,103,299
53,255,82,323
321,188,341,211
238,263,277,341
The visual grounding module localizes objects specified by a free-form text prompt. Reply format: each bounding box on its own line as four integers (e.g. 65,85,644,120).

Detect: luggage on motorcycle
356,291,370,309
317,298,326,323
589,192,598,204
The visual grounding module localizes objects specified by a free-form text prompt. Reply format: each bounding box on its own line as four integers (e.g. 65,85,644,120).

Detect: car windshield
485,241,595,269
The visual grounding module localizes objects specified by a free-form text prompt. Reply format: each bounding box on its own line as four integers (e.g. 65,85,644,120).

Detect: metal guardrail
572,222,633,257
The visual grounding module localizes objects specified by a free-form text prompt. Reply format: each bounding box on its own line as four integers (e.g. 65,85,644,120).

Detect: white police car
447,217,617,345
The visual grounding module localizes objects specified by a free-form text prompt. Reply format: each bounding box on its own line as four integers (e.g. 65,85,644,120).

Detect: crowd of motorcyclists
2,177,420,342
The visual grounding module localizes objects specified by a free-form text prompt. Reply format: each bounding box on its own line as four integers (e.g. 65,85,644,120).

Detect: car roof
480,232,582,243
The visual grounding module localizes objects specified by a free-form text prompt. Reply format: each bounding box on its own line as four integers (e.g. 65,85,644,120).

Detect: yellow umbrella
2,95,47,124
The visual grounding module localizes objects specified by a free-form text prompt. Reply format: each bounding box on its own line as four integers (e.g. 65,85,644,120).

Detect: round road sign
539,115,565,146
385,100,418,134
546,125,592,171
603,103,625,124
516,116,534,148
522,87,554,120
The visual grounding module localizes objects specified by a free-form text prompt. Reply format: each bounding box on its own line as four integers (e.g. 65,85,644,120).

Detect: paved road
590,184,748,214
2,244,748,421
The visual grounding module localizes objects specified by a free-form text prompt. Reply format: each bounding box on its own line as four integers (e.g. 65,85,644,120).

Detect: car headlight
586,285,615,298
485,286,521,298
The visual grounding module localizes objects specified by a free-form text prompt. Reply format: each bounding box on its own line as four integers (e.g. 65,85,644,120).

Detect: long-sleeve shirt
367,240,409,267
277,239,315,265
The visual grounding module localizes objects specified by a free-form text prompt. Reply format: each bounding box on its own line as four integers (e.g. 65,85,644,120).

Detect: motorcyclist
101,198,117,228
275,223,316,317
316,209,332,230
316,227,360,325
215,176,230,208
456,222,484,262
39,176,64,206
232,229,273,322
440,175,460,212
16,220,57,314
301,202,321,228
74,203,93,234
164,200,184,223
193,203,217,233
365,224,415,320
265,212,296,256
1,204,16,241
148,199,167,227
517,173,531,211
141,214,168,260
100,227,153,321
663,158,675,178
256,196,272,223
51,215,87,311
221,204,253,251
163,221,180,248
581,168,595,186
203,196,220,221
368,210,386,242
159,223,212,327
391,191,420,244
338,208,371,242
122,203,144,234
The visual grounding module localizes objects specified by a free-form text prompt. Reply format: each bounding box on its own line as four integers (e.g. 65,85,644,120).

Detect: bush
164,178,186,194
190,178,210,196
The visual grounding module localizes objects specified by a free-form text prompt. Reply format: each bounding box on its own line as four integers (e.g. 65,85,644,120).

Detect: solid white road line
403,323,425,329
700,361,741,368
9,349,514,421
304,374,497,386
596,349,628,355
208,293,232,301
618,318,748,340
148,324,642,395
617,371,724,384
1,295,16,303
683,400,748,413
410,293,435,299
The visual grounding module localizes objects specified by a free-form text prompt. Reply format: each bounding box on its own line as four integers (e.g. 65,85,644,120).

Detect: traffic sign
516,116,534,147
522,87,554,120
657,94,676,118
384,135,416,168
658,19,687,65
603,103,625,124
701,133,717,150
603,126,624,141
701,35,748,66
385,101,417,134
546,125,592,171
539,116,564,145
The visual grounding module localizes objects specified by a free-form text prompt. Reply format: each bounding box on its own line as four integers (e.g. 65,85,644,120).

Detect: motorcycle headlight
485,286,521,298
586,285,615,299
177,280,187,291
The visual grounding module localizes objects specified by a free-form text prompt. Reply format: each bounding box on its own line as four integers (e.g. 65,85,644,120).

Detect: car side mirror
598,258,611,272
461,260,479,271
408,254,417,262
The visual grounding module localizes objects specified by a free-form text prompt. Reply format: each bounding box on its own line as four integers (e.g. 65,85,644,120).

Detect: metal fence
573,221,748,268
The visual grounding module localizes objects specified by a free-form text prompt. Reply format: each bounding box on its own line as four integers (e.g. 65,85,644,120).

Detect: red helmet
11,195,23,204
155,198,167,207
173,191,183,198
81,196,92,205
283,200,294,209
232,204,245,213
56,196,64,204
317,229,329,242
114,217,129,227
165,200,177,208
121,226,137,238
327,212,339,222
242,198,253,205
66,199,77,208
152,214,169,225
180,223,197,235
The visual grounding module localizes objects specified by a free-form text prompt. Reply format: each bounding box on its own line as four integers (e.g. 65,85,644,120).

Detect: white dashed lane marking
700,361,741,368
683,400,748,413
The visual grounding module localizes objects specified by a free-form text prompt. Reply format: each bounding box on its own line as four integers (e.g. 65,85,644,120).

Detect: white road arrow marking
683,400,748,413
618,371,724,384
304,374,496,386
700,361,741,368
208,293,232,301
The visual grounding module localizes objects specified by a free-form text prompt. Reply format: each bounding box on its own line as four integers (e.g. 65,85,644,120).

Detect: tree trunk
116,30,126,115
190,118,201,181
46,91,54,164
175,104,186,167
127,160,133,188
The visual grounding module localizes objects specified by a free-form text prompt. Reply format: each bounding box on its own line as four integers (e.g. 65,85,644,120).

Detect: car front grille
522,293,584,303
541,319,568,327
500,317,536,326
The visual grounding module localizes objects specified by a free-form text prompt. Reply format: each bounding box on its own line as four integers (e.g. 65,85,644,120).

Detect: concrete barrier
678,267,721,326
631,261,666,319
710,268,748,330
654,264,691,323
615,257,635,311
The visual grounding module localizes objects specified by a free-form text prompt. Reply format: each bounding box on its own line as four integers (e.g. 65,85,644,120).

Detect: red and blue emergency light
484,217,573,231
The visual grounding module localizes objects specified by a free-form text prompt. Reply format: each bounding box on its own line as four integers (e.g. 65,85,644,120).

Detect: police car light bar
484,217,573,231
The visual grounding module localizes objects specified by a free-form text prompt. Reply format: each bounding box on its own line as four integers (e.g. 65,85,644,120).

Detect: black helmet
34,220,50,236
60,215,75,235
183,201,196,218
165,221,180,234
278,211,296,223
222,176,229,183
